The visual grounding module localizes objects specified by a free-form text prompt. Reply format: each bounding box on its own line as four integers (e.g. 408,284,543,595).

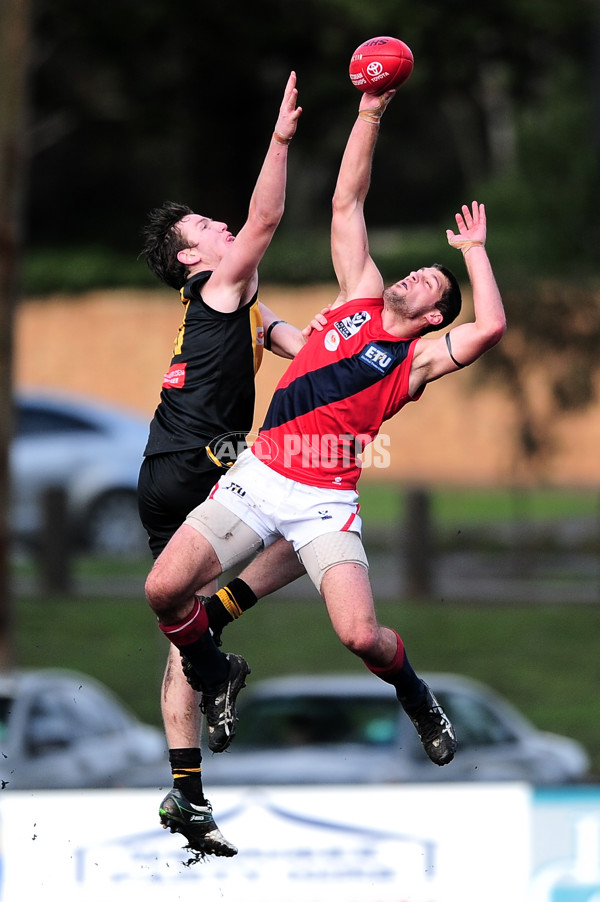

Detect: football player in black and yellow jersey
138,72,325,858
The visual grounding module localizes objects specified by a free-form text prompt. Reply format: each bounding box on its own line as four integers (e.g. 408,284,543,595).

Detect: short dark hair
140,201,194,290
421,263,462,335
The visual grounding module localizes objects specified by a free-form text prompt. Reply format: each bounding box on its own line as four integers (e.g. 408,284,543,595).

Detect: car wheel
86,490,148,556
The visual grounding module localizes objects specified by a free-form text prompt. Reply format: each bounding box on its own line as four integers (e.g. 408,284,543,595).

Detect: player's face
393,267,445,303
384,266,447,315
178,213,235,259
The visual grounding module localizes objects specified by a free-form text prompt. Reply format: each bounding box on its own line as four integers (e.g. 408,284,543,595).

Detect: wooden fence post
37,487,72,595
404,487,434,598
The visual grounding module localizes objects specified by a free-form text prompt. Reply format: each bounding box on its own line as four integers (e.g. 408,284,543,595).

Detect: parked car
10,390,150,555
0,668,167,790
203,672,590,786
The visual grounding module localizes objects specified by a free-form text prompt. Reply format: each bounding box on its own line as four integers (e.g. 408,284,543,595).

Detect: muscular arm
330,93,395,309
203,72,302,312
410,202,506,393
259,303,330,359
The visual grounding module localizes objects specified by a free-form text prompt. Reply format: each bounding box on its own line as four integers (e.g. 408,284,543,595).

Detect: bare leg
319,562,397,667
162,646,201,747
320,561,457,766
202,538,306,641
146,524,222,623
240,537,306,596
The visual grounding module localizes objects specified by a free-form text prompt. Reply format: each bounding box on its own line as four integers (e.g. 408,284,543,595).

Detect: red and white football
349,36,414,94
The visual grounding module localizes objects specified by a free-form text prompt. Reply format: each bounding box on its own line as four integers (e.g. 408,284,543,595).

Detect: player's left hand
446,201,487,249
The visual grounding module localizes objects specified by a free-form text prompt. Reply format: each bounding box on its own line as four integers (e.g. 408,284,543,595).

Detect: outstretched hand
358,89,396,123
274,71,302,142
446,201,487,250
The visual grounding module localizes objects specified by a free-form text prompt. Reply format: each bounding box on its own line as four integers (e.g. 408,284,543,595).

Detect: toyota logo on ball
366,61,383,77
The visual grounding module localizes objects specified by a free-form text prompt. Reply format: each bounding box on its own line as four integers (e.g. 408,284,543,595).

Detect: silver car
10,391,150,555
204,672,590,786
0,668,167,790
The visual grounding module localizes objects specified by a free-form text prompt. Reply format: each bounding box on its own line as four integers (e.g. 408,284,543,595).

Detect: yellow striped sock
172,766,202,779
216,587,243,620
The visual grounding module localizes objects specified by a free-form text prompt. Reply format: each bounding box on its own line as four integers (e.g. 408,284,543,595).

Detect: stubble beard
383,284,416,320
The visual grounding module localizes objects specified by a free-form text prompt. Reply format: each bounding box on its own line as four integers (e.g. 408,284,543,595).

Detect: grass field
13,575,600,778
10,483,600,778
358,482,600,533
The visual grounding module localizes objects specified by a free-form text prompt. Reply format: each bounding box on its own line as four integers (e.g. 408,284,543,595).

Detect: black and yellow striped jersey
144,271,263,464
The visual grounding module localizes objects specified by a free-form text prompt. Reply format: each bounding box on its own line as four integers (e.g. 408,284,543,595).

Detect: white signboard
0,784,530,902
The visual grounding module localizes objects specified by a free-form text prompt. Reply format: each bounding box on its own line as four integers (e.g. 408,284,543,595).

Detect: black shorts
137,448,223,559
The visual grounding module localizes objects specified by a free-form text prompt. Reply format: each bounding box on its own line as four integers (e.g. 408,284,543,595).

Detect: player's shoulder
183,271,213,301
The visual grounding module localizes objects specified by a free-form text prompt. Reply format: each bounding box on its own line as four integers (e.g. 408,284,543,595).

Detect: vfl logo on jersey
360,343,393,374
334,311,371,339
162,362,187,389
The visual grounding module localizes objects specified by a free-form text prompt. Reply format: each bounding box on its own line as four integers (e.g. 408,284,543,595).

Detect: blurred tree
18,0,600,475
0,0,31,670
473,280,600,479
24,0,598,264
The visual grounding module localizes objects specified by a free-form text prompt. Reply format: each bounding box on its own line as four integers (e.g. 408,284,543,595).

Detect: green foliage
25,0,600,265
476,61,600,278
23,246,156,295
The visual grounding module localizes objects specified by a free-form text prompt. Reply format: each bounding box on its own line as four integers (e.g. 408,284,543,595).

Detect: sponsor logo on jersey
334,311,371,339
359,343,393,374
162,362,187,389
222,481,247,497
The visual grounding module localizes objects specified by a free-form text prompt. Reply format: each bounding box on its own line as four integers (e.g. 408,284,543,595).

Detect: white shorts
202,448,363,552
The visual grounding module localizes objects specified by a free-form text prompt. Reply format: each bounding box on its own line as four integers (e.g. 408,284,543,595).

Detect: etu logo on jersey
360,343,393,373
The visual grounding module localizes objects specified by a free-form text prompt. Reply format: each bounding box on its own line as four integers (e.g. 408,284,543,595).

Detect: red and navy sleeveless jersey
144,271,263,460
251,297,420,490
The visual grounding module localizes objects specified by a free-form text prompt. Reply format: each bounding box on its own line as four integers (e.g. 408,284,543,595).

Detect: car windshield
236,694,399,749
435,688,519,747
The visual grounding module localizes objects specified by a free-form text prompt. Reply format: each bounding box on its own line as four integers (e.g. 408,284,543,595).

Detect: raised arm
330,91,395,309
203,72,302,311
410,202,506,391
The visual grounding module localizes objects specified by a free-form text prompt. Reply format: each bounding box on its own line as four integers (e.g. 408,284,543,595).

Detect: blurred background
0,0,599,787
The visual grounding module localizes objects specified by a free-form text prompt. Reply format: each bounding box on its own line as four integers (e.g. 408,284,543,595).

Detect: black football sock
204,578,258,635
169,747,206,805
365,630,427,710
159,597,229,690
